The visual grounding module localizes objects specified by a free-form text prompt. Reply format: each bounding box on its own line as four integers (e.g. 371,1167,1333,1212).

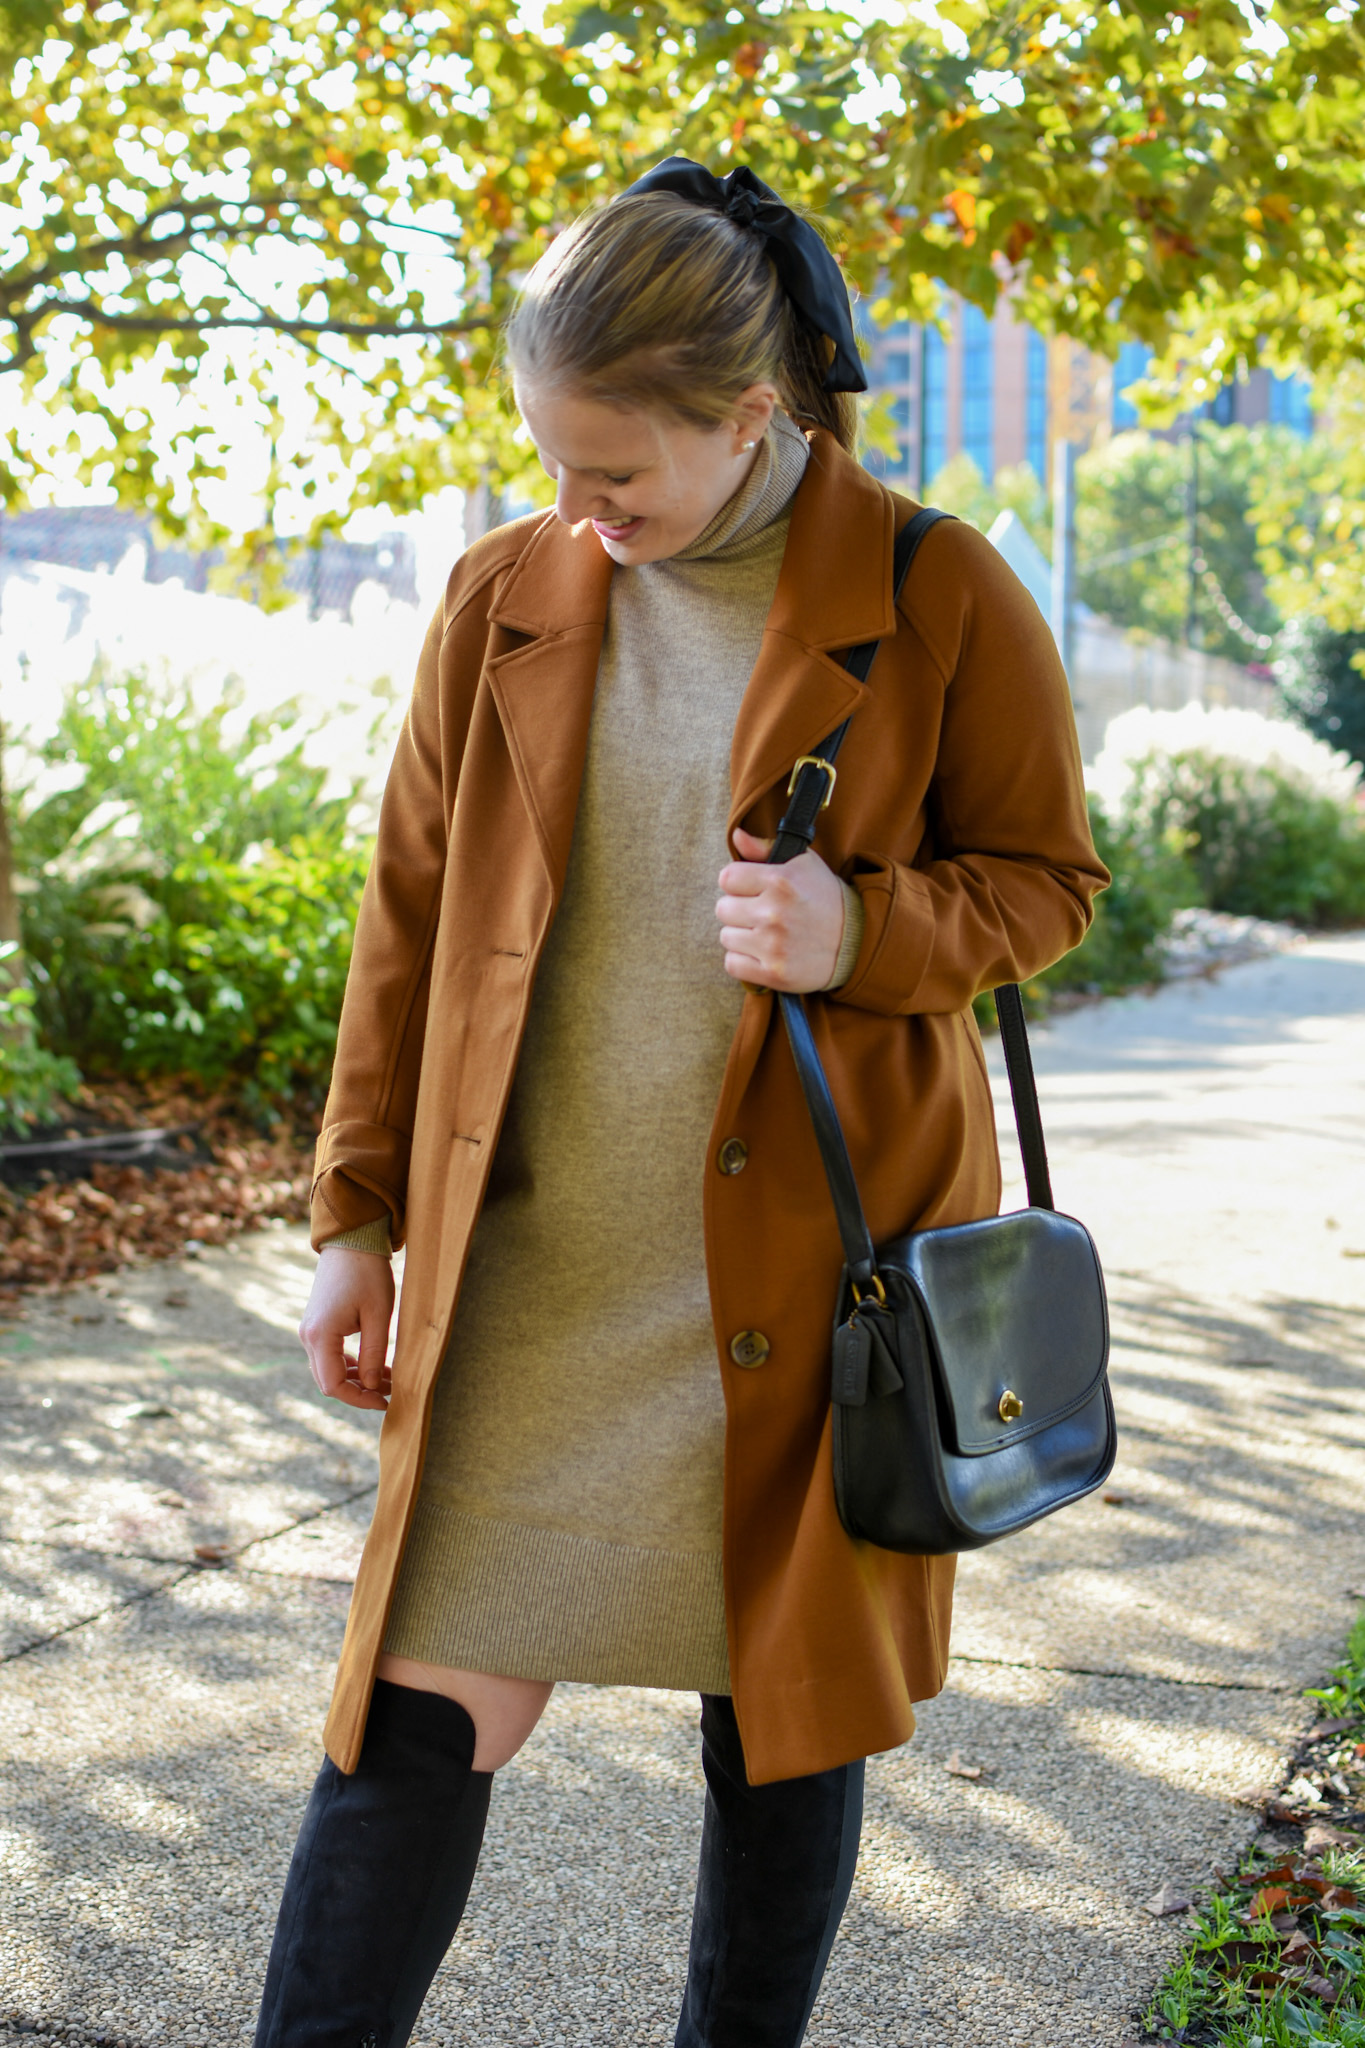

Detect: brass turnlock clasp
998,1389,1024,1422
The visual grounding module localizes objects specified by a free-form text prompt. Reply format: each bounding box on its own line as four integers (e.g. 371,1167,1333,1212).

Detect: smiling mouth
592,515,645,536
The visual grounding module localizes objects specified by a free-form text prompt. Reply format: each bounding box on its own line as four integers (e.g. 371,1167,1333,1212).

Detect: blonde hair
505,191,858,452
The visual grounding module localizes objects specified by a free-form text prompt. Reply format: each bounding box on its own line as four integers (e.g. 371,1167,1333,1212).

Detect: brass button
717,1137,749,1176
998,1389,1024,1422
729,1329,770,1369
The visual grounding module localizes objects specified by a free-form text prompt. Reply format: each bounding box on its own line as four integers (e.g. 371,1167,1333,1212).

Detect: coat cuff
311,1119,412,1251
831,857,935,1015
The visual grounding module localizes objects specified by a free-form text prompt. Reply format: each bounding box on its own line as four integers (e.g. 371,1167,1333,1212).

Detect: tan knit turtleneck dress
379,414,857,1694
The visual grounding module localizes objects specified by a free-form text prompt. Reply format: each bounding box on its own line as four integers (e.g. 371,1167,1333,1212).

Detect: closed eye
602,473,635,486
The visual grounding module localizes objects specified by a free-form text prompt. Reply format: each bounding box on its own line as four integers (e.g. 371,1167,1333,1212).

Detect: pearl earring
741,438,757,450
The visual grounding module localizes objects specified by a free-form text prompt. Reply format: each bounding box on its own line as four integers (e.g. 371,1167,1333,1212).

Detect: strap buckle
787,756,837,809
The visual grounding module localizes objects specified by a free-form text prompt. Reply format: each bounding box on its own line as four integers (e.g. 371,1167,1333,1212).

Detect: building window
1112,341,1151,429
960,303,993,477
922,325,948,487
1269,373,1313,437
1026,332,1048,484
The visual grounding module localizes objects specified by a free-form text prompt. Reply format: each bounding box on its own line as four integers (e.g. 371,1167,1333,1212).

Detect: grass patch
1143,1612,1365,2044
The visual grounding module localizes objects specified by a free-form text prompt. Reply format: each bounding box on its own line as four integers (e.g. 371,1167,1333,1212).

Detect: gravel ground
3,932,1364,2048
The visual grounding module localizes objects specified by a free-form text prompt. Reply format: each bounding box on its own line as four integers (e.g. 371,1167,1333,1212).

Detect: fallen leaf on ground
1304,1822,1358,1854
0,1093,314,1291
193,1543,232,1566
1235,1785,1276,1809
115,1401,174,1424
944,1751,984,1780
1102,1490,1131,1505
1144,1883,1193,1917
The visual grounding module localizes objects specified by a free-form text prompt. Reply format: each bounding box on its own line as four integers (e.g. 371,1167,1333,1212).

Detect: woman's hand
299,1248,396,1411
716,827,847,993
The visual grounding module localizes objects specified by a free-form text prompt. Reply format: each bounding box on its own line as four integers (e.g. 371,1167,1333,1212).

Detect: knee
376,1656,553,1772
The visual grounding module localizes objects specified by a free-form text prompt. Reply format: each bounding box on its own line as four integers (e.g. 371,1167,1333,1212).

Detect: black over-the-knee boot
254,1678,491,2048
675,1692,864,2048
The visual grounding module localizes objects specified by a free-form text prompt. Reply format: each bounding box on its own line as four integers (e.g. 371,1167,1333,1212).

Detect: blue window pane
880,347,912,386
1269,373,1313,436
922,326,948,485
1026,331,1048,484
1113,341,1151,429
960,303,993,478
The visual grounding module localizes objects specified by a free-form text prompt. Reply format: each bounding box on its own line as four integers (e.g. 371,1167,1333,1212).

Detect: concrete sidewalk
3,935,1364,2047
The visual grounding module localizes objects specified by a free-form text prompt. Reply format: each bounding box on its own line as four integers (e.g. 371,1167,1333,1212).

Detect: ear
730,382,780,453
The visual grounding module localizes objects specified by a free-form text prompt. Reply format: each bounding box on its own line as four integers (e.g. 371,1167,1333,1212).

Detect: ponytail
506,190,859,455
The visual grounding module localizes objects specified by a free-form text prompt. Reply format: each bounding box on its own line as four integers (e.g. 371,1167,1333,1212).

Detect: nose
555,471,600,526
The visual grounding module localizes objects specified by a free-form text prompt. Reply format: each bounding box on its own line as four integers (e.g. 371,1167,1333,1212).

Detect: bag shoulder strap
767,505,1054,1292
770,506,948,863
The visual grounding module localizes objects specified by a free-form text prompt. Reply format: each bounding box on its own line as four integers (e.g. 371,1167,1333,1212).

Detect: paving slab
2,933,1364,2047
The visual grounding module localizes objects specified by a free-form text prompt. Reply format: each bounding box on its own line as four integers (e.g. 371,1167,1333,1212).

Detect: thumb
732,827,774,862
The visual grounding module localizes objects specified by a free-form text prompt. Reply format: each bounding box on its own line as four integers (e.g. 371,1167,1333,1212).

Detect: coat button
717,1137,749,1176
729,1329,770,1369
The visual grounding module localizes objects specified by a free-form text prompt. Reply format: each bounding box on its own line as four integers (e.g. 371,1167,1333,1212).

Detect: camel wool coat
311,429,1109,1786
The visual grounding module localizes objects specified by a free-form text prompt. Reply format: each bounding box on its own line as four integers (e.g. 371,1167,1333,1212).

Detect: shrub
1277,612,1365,771
0,975,83,1133
12,669,371,1106
1090,704,1365,927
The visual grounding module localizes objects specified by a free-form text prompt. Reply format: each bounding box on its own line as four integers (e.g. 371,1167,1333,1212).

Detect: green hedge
13,670,371,1110
8,674,1365,1116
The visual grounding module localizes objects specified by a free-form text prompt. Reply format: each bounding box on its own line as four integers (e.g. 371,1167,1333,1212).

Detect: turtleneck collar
670,410,811,565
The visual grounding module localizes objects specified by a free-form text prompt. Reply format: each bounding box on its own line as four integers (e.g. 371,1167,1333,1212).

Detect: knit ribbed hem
321,1216,393,1256
383,1504,731,1693
824,881,866,991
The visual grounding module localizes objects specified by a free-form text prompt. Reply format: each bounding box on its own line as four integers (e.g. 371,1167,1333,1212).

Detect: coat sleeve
309,600,452,1250
833,518,1109,1017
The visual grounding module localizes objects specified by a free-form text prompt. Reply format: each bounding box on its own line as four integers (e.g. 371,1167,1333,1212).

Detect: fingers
715,840,844,993
298,1248,395,1412
719,826,778,897
355,1286,395,1396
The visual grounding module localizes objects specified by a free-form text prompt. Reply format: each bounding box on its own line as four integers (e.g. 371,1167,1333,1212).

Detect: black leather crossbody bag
767,507,1117,1555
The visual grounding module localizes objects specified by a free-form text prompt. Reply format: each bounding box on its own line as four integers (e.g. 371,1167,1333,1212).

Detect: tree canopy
3,0,1364,535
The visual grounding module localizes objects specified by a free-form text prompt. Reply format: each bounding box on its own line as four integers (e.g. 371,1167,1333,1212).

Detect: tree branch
0,300,486,366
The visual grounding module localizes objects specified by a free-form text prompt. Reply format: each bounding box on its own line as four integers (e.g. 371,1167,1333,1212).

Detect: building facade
862,303,1313,494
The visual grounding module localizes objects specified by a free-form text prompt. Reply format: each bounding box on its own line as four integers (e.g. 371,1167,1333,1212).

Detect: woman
255,158,1107,2048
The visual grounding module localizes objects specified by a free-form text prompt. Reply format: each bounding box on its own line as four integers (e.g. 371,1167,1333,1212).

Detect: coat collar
485,428,894,649
483,430,897,884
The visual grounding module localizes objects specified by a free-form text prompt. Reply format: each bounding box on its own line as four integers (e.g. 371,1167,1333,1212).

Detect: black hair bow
620,156,867,395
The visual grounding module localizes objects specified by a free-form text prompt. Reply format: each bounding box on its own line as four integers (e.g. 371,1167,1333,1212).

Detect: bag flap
890,1208,1108,1455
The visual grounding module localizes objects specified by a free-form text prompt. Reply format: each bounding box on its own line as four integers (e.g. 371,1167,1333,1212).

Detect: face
514,375,779,565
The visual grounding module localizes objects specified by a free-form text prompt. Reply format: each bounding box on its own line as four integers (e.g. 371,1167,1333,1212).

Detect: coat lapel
484,512,613,899
479,435,898,879
728,431,898,839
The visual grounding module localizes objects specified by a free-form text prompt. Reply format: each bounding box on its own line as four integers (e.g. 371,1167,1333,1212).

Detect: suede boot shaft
254,1680,491,2048
675,1692,864,2048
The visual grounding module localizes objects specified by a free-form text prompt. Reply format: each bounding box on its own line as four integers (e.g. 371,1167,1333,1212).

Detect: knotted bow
620,156,867,395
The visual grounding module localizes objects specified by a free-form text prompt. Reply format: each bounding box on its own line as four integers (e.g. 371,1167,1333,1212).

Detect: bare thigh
376,1653,554,1772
